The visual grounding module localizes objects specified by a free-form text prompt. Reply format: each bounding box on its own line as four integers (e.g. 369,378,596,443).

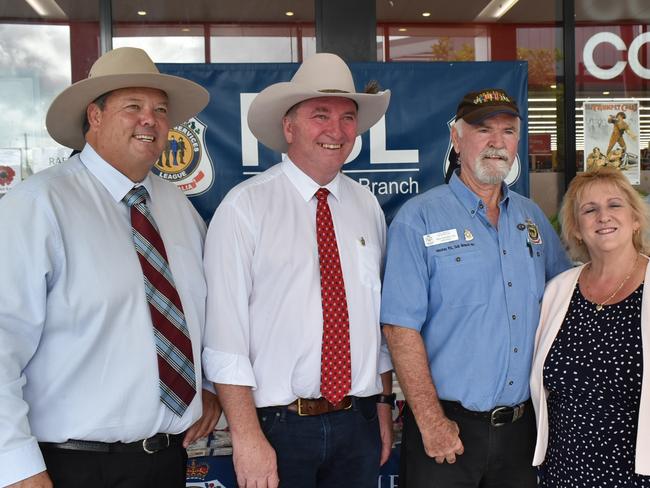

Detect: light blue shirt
0,145,207,486
380,172,571,411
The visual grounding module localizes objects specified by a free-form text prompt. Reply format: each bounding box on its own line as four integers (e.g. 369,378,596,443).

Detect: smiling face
452,114,519,190
575,181,640,257
85,87,170,182
283,96,358,185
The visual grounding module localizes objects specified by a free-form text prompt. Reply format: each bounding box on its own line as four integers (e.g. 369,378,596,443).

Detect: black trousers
40,443,187,488
400,403,537,488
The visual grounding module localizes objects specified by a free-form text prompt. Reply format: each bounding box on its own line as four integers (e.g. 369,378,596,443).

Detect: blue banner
157,61,528,222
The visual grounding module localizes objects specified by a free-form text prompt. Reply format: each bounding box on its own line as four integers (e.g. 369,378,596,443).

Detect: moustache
479,149,509,161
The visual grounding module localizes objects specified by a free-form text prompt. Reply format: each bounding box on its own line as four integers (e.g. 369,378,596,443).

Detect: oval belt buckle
490,406,508,427
143,433,170,454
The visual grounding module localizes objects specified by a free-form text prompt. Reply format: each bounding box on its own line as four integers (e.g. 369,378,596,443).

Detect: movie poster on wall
583,100,640,185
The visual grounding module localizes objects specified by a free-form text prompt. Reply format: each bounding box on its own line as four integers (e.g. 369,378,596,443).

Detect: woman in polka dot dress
530,167,650,487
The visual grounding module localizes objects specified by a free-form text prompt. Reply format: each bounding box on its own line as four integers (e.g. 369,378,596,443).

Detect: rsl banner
157,61,528,223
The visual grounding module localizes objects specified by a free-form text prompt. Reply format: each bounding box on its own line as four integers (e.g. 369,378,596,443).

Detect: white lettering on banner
240,93,259,166
370,116,420,164
344,136,363,163
583,32,650,80
377,474,399,487
358,177,419,195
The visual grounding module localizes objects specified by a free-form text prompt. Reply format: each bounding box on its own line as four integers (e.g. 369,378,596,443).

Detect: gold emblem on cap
474,90,512,104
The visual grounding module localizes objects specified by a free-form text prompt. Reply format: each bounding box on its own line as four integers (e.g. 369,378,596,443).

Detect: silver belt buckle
490,406,509,427
142,433,169,454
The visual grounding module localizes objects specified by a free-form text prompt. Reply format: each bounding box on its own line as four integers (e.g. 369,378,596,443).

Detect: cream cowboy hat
46,47,209,150
247,53,391,153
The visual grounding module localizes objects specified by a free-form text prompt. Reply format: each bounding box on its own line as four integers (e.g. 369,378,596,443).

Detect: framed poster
583,100,640,184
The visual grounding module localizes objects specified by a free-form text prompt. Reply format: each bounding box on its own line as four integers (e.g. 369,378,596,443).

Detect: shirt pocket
434,249,487,307
526,243,546,303
356,240,382,290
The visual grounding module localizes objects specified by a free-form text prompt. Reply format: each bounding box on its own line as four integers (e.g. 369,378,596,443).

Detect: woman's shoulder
545,264,584,295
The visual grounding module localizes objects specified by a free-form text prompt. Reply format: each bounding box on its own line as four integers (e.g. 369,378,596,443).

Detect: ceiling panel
4,1,650,25
0,0,562,24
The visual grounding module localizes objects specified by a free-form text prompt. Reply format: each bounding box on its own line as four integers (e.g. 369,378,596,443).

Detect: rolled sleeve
377,341,393,374
203,196,257,388
202,348,258,388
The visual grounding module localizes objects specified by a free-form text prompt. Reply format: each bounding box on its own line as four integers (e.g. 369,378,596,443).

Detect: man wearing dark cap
380,88,571,487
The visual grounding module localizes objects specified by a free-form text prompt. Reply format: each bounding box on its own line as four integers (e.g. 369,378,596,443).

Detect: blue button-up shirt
380,172,571,411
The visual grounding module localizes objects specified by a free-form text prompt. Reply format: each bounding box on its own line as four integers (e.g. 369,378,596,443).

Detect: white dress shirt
202,158,391,407
0,144,207,487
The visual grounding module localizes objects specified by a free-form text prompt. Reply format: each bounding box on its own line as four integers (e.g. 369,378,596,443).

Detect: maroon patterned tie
315,188,351,405
124,186,196,416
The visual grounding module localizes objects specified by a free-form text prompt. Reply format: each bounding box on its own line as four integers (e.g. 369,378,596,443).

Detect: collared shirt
0,144,207,487
380,171,571,412
202,158,391,407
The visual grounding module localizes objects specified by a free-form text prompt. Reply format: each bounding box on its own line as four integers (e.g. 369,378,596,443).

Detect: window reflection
0,23,71,186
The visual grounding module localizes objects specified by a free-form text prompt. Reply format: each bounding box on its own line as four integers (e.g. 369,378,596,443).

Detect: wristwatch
376,393,397,409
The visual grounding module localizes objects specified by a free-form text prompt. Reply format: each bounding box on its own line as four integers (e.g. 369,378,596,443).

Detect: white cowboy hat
247,53,391,153
46,47,209,150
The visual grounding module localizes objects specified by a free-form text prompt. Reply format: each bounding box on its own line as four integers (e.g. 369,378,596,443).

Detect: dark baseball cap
455,88,521,124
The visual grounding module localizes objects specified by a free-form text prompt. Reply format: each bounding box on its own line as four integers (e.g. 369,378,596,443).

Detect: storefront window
0,23,72,190
210,25,300,62
113,25,205,62
384,25,489,61
575,0,650,190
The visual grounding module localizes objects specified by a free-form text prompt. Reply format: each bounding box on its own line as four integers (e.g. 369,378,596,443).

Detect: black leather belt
440,399,530,427
39,433,183,454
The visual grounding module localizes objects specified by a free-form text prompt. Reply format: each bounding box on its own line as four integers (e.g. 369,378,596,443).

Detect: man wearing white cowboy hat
202,53,394,487
0,47,221,488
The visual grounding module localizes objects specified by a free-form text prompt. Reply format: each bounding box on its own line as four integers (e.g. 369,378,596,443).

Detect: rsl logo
152,117,215,196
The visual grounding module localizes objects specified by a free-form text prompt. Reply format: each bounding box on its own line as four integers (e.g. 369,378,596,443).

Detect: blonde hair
559,166,650,262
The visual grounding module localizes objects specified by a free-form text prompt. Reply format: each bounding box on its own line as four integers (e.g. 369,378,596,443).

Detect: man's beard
473,148,512,185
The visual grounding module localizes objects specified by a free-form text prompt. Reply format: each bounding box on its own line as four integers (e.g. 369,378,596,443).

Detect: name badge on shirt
423,229,459,247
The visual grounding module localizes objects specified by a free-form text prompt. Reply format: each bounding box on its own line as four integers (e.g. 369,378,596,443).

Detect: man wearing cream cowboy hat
0,47,220,488
202,53,394,487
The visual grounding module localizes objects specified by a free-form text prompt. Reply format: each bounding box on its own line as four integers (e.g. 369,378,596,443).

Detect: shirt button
507,281,512,287
513,347,518,353
508,380,514,386
502,249,507,255
456,256,461,262
536,251,541,257
512,314,517,320
479,203,484,209
471,210,475,215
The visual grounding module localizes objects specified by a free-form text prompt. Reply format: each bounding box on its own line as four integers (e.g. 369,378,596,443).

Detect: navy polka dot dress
540,283,649,487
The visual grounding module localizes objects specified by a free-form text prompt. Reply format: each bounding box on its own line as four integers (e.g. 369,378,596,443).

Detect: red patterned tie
124,186,196,416
315,188,351,405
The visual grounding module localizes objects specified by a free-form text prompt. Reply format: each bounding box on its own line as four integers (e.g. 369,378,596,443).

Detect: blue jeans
257,396,381,488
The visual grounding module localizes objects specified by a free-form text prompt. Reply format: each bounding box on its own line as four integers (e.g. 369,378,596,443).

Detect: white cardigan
530,262,650,475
